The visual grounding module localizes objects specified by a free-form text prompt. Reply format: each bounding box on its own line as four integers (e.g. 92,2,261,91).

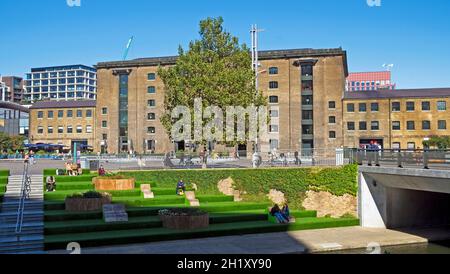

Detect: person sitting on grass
176,179,186,196
46,176,56,192
281,203,291,222
270,204,290,224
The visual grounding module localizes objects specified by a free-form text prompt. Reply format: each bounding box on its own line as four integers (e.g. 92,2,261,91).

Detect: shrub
120,165,358,210
67,191,111,199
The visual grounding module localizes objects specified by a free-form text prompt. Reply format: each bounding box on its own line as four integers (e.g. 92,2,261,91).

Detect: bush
67,191,111,199
120,165,358,209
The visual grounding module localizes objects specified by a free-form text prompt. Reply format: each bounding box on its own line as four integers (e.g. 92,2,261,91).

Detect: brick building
346,71,396,92
29,100,96,151
95,48,349,155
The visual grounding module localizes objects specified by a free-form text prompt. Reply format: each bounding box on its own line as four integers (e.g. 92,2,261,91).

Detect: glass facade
24,65,96,102
119,74,129,152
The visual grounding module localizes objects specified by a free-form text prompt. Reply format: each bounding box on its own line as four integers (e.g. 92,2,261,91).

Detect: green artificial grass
0,170,10,177
0,177,8,185
44,217,359,250
119,165,358,210
42,167,360,251
44,169,90,176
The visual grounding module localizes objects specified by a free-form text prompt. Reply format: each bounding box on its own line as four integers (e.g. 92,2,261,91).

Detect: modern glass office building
24,65,97,103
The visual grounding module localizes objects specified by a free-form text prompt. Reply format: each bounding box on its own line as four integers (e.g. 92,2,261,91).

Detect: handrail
15,161,32,236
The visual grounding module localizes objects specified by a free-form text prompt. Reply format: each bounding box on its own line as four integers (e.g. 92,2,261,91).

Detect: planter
159,209,209,230
65,196,112,212
93,177,135,191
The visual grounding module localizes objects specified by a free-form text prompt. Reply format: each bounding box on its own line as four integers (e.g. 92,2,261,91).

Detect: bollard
423,150,429,169
356,150,363,165
374,151,380,167
397,151,403,168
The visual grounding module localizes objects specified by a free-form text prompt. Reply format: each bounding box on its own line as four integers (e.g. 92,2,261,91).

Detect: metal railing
355,149,450,169
15,162,32,236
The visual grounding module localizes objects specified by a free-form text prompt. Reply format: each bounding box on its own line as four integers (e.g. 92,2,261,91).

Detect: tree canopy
158,17,266,143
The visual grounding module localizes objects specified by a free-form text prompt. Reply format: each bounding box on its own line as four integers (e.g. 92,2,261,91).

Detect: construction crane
382,64,394,71
122,36,134,61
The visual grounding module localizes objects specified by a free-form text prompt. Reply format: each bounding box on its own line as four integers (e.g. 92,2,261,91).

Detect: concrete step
1,206,44,213
0,228,44,236
0,217,43,224
0,244,45,254
0,235,44,245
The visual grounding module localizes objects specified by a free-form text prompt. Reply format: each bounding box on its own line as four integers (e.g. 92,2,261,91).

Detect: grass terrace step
49,182,94,191
112,195,187,206
44,189,143,201
44,218,359,250
45,211,271,235
45,216,162,235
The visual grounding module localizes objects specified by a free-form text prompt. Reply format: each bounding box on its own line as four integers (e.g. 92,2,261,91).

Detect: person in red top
98,165,106,176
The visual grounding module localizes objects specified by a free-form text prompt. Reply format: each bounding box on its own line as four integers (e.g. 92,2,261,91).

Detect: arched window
269,67,278,75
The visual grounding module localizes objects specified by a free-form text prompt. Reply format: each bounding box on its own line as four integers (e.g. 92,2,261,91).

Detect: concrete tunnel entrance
358,167,450,229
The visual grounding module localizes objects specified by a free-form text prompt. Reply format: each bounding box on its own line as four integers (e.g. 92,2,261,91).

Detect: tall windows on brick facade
328,101,336,109
437,101,447,111
329,116,336,124
407,121,415,130
269,81,279,89
148,100,156,107
359,121,367,131
422,101,431,111
347,122,355,131
438,120,447,130
329,131,336,139
347,103,355,112
302,110,313,120
392,121,401,131
269,96,279,104
392,102,400,112
371,103,379,112
371,121,379,131
406,101,415,111
148,86,156,94
359,103,367,112
422,120,431,130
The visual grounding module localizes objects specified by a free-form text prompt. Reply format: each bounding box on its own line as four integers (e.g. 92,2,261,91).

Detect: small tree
423,136,450,149
158,17,266,146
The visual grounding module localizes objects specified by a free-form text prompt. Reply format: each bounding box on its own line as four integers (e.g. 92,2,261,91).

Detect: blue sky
1,0,449,88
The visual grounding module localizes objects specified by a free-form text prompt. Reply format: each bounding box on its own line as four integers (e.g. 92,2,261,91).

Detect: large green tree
158,17,266,144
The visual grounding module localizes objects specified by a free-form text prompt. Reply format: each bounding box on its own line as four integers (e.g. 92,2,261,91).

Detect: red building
346,71,396,92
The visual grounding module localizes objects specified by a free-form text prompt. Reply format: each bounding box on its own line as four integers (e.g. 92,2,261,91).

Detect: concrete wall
359,167,450,229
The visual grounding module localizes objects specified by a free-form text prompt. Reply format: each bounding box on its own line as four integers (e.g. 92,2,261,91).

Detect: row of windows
350,80,391,87
37,109,93,119
346,120,448,131
27,86,96,93
27,79,96,86
266,65,313,77
27,71,96,79
346,101,447,113
37,125,93,134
